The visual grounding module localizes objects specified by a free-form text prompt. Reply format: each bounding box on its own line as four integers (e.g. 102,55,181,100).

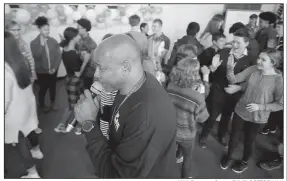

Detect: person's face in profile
77,24,86,37
143,25,149,34
8,24,21,40
259,18,270,29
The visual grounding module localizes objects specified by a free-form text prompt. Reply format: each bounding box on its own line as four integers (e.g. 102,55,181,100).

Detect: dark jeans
227,113,261,162
37,71,58,106
264,110,283,141
201,85,239,140
4,132,35,178
177,139,195,178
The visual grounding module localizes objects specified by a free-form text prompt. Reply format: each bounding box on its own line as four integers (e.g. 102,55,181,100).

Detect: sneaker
269,129,276,134
21,172,41,178
232,160,248,173
176,156,183,163
220,156,232,170
75,127,82,135
199,137,207,149
30,147,44,159
50,102,58,111
54,124,67,133
260,128,270,135
259,158,283,171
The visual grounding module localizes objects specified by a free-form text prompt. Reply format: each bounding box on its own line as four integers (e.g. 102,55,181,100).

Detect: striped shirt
99,90,117,140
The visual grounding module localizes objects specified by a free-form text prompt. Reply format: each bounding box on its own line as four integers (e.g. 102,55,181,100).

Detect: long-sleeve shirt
18,38,37,79
255,26,278,52
30,35,62,74
84,73,179,178
5,63,38,143
227,65,283,124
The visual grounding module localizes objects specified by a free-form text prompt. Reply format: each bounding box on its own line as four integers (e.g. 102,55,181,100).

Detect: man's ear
121,60,131,76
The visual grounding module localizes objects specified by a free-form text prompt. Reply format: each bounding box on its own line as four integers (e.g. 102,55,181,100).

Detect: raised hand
227,54,237,70
201,65,210,76
211,54,223,70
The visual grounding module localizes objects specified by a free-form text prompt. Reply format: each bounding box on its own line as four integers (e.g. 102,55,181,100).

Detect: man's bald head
93,34,141,65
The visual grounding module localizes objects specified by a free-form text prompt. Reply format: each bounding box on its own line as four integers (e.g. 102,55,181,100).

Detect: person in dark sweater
227,22,260,59
199,29,256,148
165,22,204,76
30,16,62,112
255,12,277,52
74,34,179,178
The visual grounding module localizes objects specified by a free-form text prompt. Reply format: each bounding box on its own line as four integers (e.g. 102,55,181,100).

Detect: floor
34,79,283,179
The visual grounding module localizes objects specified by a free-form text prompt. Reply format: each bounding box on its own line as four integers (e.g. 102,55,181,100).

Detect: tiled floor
34,80,283,179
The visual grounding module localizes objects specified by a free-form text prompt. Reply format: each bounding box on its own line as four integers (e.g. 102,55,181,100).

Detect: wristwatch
82,120,95,132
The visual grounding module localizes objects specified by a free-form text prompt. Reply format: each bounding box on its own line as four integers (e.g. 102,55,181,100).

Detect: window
225,4,262,10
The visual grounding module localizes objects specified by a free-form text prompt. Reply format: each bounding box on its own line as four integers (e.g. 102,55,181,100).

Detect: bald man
74,34,179,178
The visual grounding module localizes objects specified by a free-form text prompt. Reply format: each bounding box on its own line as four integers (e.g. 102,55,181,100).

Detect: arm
30,41,45,62
54,42,62,69
84,103,160,178
20,41,37,79
227,65,257,84
77,52,91,76
194,101,209,123
262,76,284,112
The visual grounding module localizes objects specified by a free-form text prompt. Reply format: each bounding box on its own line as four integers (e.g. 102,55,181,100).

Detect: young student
199,14,225,49
228,22,260,59
166,22,204,76
255,11,277,52
127,15,148,59
30,16,62,113
246,14,259,39
221,49,283,173
5,32,41,178
76,18,97,90
140,22,149,37
167,56,210,178
199,29,256,149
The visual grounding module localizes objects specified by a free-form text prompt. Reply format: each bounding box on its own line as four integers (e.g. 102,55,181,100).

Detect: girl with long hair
5,31,41,178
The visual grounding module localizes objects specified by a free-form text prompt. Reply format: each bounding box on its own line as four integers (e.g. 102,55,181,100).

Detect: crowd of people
4,8,284,179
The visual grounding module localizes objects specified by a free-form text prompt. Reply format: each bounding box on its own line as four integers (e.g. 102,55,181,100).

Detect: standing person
255,11,277,52
30,16,62,112
199,29,256,148
221,49,283,173
199,14,225,50
127,15,148,59
76,18,97,90
167,57,210,178
259,20,284,135
246,14,259,39
166,22,204,76
148,19,171,69
74,34,179,178
54,27,90,133
5,20,42,135
140,22,149,37
5,32,41,178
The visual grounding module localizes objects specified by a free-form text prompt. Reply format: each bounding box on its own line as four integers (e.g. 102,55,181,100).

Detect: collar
153,33,164,41
130,27,140,32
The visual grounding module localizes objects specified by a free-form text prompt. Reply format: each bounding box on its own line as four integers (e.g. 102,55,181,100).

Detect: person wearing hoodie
167,55,210,178
164,22,203,76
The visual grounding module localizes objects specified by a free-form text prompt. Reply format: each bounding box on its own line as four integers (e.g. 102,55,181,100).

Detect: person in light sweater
4,32,42,178
220,49,283,174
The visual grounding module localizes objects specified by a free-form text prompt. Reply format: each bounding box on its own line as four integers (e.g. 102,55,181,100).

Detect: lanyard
110,73,146,126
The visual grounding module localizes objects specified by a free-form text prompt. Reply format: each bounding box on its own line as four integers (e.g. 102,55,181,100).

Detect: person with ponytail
5,31,41,178
54,27,90,134
30,16,62,113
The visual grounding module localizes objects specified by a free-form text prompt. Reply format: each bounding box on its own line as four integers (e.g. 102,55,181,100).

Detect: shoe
30,147,44,159
260,128,270,135
50,102,58,111
75,127,82,135
54,124,67,133
21,172,41,178
176,156,183,163
269,129,276,134
34,128,43,134
220,156,232,170
232,160,248,173
259,158,283,171
199,137,207,149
